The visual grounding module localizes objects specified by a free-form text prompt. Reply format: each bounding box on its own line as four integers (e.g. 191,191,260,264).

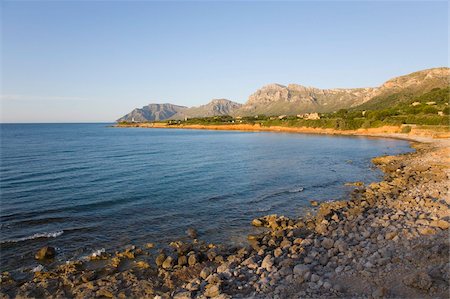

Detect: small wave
0,230,63,245
32,265,45,272
249,186,304,204
289,187,304,193
81,248,105,260
257,206,272,212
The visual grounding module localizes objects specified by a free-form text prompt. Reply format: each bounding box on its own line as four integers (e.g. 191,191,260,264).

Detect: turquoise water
0,124,411,272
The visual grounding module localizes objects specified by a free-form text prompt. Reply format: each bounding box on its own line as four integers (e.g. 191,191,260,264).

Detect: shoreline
1,129,449,298
115,122,450,144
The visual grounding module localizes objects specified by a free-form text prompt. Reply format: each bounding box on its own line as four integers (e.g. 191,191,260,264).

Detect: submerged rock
35,246,56,260
186,228,198,239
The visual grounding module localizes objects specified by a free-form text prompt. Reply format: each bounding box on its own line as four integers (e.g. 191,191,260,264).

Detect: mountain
117,103,187,122
117,67,449,122
234,84,378,116
234,67,449,116
170,99,242,120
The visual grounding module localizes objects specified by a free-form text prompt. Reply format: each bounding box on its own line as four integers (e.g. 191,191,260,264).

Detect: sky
0,1,448,123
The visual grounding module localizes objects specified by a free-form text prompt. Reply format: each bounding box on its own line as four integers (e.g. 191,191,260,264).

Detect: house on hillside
297,113,320,120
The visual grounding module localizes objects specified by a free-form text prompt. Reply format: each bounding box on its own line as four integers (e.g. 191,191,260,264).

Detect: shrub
401,126,412,133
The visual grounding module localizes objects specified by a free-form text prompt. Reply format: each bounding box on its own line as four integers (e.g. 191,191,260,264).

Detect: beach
1,127,448,299
115,122,450,141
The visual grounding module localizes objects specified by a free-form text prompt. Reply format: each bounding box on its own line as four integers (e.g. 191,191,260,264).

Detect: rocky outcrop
170,99,242,120
117,103,187,122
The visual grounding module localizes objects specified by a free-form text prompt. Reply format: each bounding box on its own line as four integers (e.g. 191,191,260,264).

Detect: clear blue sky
1,1,448,123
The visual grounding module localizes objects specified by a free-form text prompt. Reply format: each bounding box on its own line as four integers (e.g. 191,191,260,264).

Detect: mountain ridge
117,67,449,122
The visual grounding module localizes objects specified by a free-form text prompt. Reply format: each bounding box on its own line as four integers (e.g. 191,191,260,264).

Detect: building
297,113,321,120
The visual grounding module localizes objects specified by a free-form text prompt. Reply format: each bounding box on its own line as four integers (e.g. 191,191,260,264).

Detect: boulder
162,256,174,269
251,219,264,227
188,254,197,266
155,253,166,267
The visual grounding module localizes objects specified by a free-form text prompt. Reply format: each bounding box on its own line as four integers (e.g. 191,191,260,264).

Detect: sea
0,123,412,273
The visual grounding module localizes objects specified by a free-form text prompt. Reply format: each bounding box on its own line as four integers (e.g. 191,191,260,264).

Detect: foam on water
0,230,64,245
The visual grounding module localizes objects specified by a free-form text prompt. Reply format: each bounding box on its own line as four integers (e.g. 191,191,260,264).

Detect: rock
96,289,114,298
310,200,319,207
162,256,174,269
323,281,332,290
321,238,334,250
274,248,283,258
430,220,450,229
333,284,343,292
174,291,192,299
200,267,212,279
293,264,309,277
188,254,197,266
35,246,56,260
206,249,217,261
311,274,320,282
385,231,397,240
186,228,198,239
261,255,274,271
145,242,155,249
334,240,348,252
252,219,264,227
345,181,364,187
135,261,150,269
372,286,387,298
185,281,200,291
403,272,433,290
178,255,188,266
81,271,96,282
155,253,166,267
204,284,220,297
418,227,436,235
242,257,258,269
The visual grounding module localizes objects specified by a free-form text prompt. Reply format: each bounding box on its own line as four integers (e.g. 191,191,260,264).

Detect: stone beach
1,135,449,299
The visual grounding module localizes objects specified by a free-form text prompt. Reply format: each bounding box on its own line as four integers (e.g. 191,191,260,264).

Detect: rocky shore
1,136,449,299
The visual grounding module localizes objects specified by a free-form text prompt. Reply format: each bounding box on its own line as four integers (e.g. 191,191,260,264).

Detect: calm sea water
0,124,411,272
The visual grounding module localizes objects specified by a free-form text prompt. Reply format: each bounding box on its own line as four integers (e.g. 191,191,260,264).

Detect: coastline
1,129,449,298
115,122,450,143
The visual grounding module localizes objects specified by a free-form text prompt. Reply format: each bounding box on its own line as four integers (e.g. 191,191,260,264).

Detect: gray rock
293,264,310,277
321,238,334,250
311,274,320,282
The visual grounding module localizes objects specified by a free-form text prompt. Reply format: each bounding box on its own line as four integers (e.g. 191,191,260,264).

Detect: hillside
356,68,450,110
